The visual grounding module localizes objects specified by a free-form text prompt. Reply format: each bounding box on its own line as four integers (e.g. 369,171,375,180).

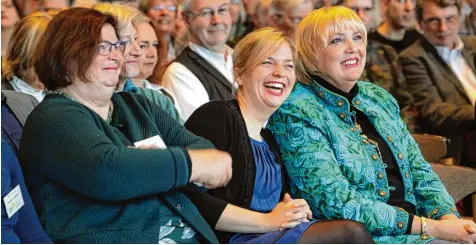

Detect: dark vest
175,46,233,100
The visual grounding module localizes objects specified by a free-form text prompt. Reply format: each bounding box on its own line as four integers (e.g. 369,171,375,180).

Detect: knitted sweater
18,92,218,244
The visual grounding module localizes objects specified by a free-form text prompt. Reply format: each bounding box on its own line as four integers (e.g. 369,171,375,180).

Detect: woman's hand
427,218,476,243
263,193,312,231
188,149,232,189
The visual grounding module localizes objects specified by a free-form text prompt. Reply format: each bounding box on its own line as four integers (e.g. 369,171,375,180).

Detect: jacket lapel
422,38,470,101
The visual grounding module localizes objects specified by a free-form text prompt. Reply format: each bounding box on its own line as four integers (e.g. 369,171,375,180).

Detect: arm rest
412,134,449,163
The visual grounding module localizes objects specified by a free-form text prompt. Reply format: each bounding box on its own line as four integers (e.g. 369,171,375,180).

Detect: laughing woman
267,6,476,244
185,27,374,244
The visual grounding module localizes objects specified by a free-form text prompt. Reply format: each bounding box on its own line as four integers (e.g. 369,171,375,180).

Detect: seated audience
339,0,418,132
1,91,38,156
186,27,374,244
132,17,182,116
227,0,247,47
94,3,183,123
1,12,52,102
268,6,476,243
460,0,476,35
400,0,476,167
268,0,314,38
369,0,422,53
162,0,235,120
1,0,21,55
139,0,185,60
252,0,272,30
2,140,52,244
19,7,233,243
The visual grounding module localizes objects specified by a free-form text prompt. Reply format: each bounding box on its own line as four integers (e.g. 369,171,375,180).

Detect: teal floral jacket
268,81,459,244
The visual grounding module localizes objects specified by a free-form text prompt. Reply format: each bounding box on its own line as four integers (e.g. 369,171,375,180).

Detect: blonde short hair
295,6,367,83
2,12,52,81
233,27,295,82
93,3,147,37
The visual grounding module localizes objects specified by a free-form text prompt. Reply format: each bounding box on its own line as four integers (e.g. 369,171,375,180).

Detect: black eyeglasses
98,41,126,56
151,4,177,12
185,4,230,20
423,15,459,28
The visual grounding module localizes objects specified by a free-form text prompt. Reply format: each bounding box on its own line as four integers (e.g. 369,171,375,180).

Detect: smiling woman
268,6,476,244
185,27,374,244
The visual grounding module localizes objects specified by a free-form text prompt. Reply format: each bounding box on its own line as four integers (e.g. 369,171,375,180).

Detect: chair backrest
412,133,452,164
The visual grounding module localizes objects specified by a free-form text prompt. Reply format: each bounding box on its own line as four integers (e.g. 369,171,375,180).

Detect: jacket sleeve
268,102,411,236
396,111,460,219
20,103,199,202
399,54,475,131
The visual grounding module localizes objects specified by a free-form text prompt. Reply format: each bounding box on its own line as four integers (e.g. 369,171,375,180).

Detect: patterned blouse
268,80,459,244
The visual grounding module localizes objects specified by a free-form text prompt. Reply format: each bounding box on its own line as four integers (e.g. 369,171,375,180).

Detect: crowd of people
1,0,476,244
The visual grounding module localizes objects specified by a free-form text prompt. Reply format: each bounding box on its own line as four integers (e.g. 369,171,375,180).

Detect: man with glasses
268,0,314,38
400,0,476,167
368,0,422,53
161,0,233,120
140,0,186,60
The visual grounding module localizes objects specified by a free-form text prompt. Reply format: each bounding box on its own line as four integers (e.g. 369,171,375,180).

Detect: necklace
50,90,113,123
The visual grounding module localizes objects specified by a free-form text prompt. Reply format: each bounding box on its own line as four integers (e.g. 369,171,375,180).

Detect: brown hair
33,7,118,90
416,0,461,21
2,12,52,81
233,27,296,82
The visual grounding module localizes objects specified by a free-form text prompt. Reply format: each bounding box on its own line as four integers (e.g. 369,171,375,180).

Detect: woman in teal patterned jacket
268,6,476,244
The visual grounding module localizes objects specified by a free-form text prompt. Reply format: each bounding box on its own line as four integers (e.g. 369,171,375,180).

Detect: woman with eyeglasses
94,3,183,123
19,7,234,243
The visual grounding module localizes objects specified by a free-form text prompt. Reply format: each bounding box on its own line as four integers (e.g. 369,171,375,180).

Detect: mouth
157,18,170,25
103,66,118,71
264,81,286,94
341,58,360,67
126,60,138,65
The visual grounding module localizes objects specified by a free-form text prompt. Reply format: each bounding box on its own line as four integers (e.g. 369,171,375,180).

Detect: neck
57,86,111,120
237,92,272,141
377,21,406,41
131,77,146,87
161,33,171,43
191,38,226,54
117,77,128,91
325,76,356,93
1,28,14,55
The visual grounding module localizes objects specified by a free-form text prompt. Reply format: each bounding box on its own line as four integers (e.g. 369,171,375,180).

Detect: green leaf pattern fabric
268,81,459,244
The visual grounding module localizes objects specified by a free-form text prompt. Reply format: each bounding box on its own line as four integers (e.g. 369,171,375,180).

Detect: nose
109,47,124,63
129,41,141,57
345,39,358,53
273,64,285,77
404,0,415,11
146,47,157,58
438,19,448,32
210,11,223,24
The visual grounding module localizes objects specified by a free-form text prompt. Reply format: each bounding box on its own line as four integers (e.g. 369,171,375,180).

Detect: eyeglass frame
184,3,230,20
98,40,127,56
422,14,459,28
151,4,177,13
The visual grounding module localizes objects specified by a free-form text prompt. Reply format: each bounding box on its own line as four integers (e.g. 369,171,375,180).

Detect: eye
262,60,273,65
331,38,343,44
139,44,148,49
353,35,362,41
285,64,294,69
152,42,159,49
218,6,229,15
200,9,213,17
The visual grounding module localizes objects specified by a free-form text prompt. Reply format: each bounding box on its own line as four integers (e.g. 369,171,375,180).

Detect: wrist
261,213,278,232
426,218,438,238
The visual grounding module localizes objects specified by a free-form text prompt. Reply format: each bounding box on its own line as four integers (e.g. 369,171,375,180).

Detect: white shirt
435,40,476,106
140,79,182,114
162,42,234,120
9,76,46,102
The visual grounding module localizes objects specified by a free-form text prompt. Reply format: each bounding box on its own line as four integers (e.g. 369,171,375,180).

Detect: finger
289,211,308,222
464,224,476,234
283,193,292,203
292,199,309,208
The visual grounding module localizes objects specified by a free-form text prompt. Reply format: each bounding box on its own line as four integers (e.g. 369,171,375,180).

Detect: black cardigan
185,99,289,243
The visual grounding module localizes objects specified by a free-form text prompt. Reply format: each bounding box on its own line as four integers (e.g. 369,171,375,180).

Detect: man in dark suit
1,91,38,155
400,0,476,167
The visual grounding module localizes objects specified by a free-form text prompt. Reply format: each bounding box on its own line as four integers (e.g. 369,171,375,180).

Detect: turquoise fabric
268,81,459,244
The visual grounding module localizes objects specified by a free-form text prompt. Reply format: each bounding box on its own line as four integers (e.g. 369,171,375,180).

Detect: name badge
3,185,24,218
134,135,167,149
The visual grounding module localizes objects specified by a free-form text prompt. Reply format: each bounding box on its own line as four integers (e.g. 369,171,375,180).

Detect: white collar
189,42,233,61
9,76,46,102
